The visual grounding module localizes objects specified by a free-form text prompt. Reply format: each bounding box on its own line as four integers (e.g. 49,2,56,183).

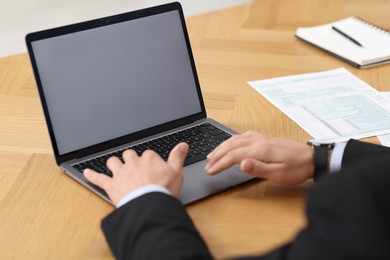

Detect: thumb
240,159,273,178
168,142,189,172
83,168,111,191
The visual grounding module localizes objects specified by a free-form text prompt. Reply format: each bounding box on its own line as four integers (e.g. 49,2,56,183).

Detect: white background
0,0,253,58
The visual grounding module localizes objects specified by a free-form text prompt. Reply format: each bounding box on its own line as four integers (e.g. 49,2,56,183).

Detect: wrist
116,185,170,208
307,145,315,179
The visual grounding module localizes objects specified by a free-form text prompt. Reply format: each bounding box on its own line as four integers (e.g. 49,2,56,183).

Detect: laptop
25,2,253,205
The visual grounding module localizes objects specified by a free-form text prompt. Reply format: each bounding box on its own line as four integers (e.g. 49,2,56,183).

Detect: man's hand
206,131,314,185
84,142,189,206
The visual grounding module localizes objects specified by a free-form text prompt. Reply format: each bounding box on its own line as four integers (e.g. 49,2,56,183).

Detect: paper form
378,135,390,147
248,68,390,142
377,92,390,147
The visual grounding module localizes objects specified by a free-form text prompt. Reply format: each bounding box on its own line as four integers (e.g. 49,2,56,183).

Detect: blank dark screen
31,10,202,155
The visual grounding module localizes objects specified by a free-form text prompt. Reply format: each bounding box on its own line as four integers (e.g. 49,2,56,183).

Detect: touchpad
179,162,252,204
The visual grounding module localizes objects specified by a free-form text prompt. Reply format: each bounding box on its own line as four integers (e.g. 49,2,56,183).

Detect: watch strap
312,146,328,182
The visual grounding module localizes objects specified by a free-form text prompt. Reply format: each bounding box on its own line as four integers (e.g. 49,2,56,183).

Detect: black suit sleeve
238,152,390,260
280,153,390,259
101,192,213,260
101,140,390,260
342,139,390,166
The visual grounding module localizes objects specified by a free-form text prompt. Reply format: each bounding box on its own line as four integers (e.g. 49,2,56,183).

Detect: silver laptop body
26,2,252,205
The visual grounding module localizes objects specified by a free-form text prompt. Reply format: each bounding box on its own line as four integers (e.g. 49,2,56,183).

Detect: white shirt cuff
329,142,346,174
116,185,171,208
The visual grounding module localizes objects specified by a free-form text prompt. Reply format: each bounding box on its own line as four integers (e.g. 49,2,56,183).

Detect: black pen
331,26,363,47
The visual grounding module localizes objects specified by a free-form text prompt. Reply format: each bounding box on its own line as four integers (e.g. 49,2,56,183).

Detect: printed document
378,92,390,147
248,68,390,142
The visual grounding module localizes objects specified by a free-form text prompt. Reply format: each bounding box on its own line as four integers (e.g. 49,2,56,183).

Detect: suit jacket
101,140,390,260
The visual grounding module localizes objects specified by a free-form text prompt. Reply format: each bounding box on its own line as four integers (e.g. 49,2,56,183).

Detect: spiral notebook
296,17,390,68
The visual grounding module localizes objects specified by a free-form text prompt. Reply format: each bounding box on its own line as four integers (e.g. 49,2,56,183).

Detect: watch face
307,139,335,148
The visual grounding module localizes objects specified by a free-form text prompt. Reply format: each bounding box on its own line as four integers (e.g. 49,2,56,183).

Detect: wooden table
1,0,389,259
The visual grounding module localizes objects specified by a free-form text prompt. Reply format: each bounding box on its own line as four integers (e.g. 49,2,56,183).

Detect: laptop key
209,129,224,136
184,153,207,166
213,132,231,141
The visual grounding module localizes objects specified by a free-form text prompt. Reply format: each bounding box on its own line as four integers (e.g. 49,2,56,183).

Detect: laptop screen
29,9,203,155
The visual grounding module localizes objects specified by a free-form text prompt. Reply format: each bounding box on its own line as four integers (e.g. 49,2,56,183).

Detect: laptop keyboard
73,123,232,177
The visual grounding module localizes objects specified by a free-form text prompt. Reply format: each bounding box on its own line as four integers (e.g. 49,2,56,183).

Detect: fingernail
180,142,189,151
206,166,214,175
83,168,94,176
244,161,253,172
207,152,213,159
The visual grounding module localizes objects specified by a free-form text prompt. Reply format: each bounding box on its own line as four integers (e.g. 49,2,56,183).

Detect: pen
331,26,363,47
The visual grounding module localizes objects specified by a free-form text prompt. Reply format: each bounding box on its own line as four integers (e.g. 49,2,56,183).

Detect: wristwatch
306,140,335,183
